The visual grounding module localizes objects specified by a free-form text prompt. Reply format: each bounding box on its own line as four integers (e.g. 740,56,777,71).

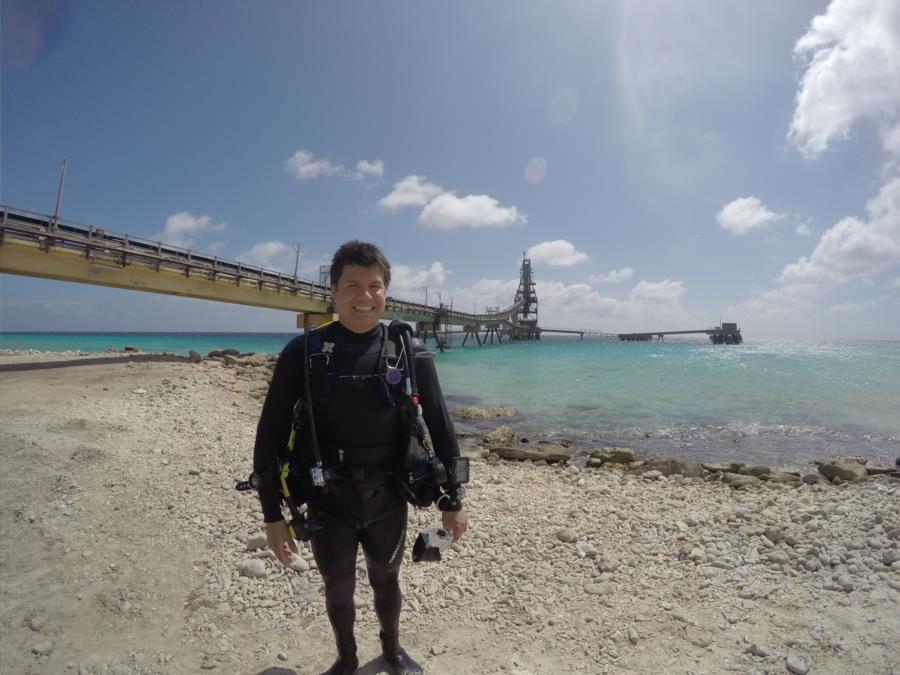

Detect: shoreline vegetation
1,350,898,673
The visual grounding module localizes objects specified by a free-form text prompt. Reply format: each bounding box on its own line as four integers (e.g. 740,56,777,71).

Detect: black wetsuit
253,322,459,670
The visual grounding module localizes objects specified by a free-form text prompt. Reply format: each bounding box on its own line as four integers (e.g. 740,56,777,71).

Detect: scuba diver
251,240,469,675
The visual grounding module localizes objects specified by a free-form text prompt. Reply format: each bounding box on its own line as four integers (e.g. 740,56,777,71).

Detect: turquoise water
3,332,898,469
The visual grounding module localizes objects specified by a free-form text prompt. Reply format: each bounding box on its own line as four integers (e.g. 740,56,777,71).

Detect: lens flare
525,157,548,185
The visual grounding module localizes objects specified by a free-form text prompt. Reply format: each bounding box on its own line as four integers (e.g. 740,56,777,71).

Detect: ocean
2,332,898,471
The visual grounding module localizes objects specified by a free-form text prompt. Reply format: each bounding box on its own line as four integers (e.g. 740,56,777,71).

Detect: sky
2,0,899,339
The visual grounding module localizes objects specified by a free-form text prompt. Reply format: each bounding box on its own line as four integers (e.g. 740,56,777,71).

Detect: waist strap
331,444,396,467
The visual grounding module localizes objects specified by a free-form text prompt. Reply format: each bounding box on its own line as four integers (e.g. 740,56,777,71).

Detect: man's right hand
266,520,299,567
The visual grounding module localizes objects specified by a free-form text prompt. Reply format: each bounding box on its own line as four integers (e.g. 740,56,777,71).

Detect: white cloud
796,222,813,237
891,277,900,288
390,262,447,294
716,196,784,236
154,212,226,249
378,174,525,229
355,159,385,179
284,150,344,180
236,241,296,272
526,240,590,267
779,177,900,287
589,267,634,283
789,0,900,158
377,175,445,211
628,279,686,304
418,193,525,230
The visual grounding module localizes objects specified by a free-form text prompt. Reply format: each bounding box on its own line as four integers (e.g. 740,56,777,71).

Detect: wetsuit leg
358,499,406,634
309,509,360,675
357,492,421,675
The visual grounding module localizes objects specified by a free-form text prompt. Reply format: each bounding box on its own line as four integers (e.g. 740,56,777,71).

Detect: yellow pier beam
0,237,329,314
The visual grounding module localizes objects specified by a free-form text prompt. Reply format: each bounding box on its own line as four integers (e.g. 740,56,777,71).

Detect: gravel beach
1,353,898,675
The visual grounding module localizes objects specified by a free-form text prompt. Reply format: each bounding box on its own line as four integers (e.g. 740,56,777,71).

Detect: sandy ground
1,355,899,675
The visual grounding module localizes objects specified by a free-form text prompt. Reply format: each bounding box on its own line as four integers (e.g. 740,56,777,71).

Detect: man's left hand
442,507,469,542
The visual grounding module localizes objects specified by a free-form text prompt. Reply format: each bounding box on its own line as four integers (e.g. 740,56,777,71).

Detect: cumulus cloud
236,241,296,272
154,212,226,249
716,197,784,236
779,178,900,286
377,175,444,211
378,174,525,229
526,240,590,267
788,0,900,158
589,267,634,284
891,277,900,289
284,150,384,182
355,159,384,179
418,193,525,230
796,222,813,237
390,262,447,294
284,150,344,181
628,279,686,304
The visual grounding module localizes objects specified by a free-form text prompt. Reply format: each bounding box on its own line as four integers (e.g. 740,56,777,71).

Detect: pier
618,323,743,344
0,204,745,348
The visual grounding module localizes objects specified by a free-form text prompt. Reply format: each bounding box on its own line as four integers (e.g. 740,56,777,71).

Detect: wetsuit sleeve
413,349,460,469
253,335,305,523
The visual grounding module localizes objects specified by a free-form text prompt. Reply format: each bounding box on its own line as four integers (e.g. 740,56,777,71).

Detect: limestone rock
722,473,761,488
556,528,578,543
223,354,242,366
635,456,705,478
738,464,772,478
589,447,636,465
768,471,802,484
207,348,240,358
491,442,570,464
702,461,744,473
238,559,268,578
817,458,867,482
785,653,809,674
246,533,268,551
454,405,517,421
484,425,518,447
188,350,202,363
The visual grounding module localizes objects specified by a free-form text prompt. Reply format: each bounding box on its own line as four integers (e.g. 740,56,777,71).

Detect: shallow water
3,332,898,469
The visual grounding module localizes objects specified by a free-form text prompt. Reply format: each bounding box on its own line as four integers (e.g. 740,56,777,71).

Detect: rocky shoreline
1,352,898,674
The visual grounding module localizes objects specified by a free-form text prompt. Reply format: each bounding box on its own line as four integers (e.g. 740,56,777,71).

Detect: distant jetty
618,322,743,344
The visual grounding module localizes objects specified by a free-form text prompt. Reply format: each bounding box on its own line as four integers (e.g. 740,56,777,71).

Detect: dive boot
380,632,423,675
318,627,358,675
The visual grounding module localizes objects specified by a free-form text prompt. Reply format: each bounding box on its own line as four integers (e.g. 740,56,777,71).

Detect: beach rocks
454,405,517,421
490,442,570,464
738,464,772,478
556,527,578,543
785,653,809,674
588,447,636,465
188,350,203,363
634,456,705,478
207,349,240,358
701,462,745,473
817,458,868,482
484,425,518,447
721,472,761,488
238,559,267,578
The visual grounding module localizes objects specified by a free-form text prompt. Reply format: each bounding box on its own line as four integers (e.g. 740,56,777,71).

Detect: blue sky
2,0,899,339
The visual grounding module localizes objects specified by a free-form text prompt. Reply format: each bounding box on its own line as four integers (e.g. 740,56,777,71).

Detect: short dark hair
330,240,391,288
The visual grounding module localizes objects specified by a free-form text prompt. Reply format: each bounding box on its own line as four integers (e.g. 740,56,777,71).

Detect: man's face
331,264,387,333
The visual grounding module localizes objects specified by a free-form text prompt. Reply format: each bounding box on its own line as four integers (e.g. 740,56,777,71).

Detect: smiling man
253,240,468,675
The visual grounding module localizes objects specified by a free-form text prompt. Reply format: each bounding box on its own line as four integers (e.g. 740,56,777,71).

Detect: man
253,240,469,675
